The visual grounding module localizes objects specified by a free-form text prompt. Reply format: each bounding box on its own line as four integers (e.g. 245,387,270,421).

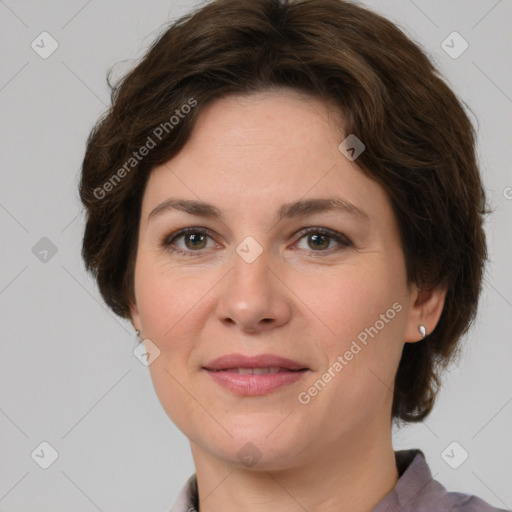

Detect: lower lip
204,369,308,396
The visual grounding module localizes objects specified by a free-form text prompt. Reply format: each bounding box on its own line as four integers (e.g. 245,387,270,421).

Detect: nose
215,246,292,334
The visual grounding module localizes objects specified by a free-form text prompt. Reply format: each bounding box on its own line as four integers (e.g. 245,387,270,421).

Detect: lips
203,353,308,372
203,353,310,396
222,367,294,374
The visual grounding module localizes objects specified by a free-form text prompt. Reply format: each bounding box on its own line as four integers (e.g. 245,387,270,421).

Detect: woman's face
130,89,429,469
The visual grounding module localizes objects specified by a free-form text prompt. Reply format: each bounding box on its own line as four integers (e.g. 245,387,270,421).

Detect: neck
190,423,398,512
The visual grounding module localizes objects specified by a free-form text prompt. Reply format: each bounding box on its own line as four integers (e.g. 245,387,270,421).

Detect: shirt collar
371,449,443,512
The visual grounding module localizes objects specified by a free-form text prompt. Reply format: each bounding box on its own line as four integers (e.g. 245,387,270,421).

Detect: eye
162,227,217,255
294,227,352,253
162,226,352,256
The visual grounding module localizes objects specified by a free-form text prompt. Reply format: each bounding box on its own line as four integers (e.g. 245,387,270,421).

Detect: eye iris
185,233,206,250
308,233,329,250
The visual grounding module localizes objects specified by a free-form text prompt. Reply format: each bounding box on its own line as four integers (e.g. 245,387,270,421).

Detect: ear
129,301,142,334
404,283,447,343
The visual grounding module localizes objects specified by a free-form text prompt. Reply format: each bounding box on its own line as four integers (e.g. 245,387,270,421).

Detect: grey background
1,0,511,510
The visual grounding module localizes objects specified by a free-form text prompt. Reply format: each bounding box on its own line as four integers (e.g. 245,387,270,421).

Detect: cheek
134,254,209,342
134,259,200,397
145,358,209,445
135,260,208,434
300,263,404,349
295,260,407,410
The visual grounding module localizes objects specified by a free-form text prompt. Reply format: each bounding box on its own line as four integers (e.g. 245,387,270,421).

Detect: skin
130,89,446,512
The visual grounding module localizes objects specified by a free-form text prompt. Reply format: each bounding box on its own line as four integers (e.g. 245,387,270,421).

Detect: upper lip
203,353,309,371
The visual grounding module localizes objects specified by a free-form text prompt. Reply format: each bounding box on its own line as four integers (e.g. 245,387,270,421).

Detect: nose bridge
215,238,291,331
232,241,272,293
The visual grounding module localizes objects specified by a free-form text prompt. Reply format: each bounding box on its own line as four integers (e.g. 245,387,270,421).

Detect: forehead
141,90,392,228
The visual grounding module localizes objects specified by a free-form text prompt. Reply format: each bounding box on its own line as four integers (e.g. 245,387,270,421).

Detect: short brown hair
80,0,489,422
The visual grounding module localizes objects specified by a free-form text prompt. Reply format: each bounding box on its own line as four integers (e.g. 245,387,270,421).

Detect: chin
190,418,311,471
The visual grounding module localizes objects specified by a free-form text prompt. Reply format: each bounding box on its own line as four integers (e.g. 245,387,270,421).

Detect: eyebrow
147,197,370,223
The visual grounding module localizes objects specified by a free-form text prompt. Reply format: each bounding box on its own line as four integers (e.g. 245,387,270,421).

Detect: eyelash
161,227,352,257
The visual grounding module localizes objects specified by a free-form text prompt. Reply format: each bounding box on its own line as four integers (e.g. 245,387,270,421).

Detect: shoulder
376,450,508,512
409,489,508,512
438,492,509,512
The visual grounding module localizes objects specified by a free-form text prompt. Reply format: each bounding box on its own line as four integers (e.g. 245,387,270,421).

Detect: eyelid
162,226,211,244
294,226,352,245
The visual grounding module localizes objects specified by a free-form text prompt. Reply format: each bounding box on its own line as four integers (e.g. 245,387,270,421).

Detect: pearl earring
418,325,426,338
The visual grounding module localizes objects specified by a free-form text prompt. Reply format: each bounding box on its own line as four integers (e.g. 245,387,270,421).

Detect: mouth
202,353,310,396
210,367,304,375
204,353,309,371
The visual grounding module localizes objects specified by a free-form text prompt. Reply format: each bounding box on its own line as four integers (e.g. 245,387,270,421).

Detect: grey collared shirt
169,449,507,512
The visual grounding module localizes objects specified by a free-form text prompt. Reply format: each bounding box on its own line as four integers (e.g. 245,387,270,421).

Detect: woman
79,0,503,510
